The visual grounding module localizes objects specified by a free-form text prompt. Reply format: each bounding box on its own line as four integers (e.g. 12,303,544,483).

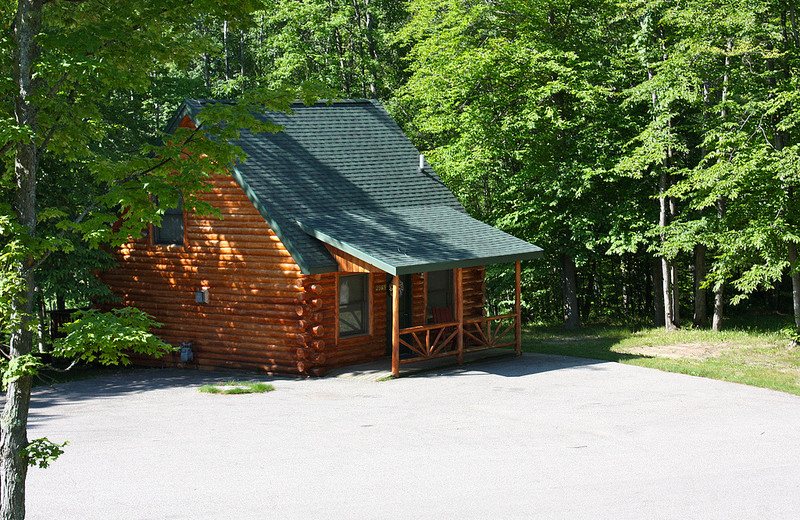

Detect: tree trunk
364,0,378,98
2,2,42,519
580,263,594,323
671,262,680,327
621,256,629,315
198,20,210,89
223,20,230,81
693,244,707,327
652,260,665,327
659,171,678,331
712,281,724,332
561,254,580,330
239,30,245,77
789,242,800,329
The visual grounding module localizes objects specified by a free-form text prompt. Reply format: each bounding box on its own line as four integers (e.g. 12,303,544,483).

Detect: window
427,269,453,322
339,274,369,337
153,198,184,246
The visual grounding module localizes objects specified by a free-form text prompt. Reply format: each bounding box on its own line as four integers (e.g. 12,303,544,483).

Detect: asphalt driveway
22,353,800,519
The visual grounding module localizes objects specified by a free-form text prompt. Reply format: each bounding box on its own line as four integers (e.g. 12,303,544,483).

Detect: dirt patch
622,342,729,360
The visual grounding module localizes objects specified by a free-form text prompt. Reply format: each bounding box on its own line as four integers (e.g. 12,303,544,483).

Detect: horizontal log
190,214,267,224
120,296,304,313
195,357,300,375
115,288,307,305
110,259,302,275
157,335,301,353
154,325,303,344
104,274,303,291
120,302,298,321
119,247,296,262
150,318,305,337
171,241,289,254
105,277,308,295
193,344,298,357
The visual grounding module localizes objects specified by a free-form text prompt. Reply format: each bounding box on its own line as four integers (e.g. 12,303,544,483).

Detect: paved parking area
22,354,800,519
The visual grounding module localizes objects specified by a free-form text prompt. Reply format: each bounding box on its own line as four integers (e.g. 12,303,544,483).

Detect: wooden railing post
392,274,400,376
515,261,522,356
456,267,464,364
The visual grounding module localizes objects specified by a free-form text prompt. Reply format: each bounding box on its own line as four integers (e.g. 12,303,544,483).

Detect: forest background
15,0,800,334
5,2,799,518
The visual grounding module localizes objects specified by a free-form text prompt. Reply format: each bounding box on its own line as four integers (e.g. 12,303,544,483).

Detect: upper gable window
153,198,184,246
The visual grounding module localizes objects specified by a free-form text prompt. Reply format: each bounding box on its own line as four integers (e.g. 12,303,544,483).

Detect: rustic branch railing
398,313,517,366
463,313,517,350
398,321,459,363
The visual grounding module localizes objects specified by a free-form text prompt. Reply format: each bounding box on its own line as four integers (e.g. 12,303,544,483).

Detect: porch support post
392,274,400,377
455,267,464,364
515,260,522,356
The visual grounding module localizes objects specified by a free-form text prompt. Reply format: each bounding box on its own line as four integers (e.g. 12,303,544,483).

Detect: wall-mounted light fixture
195,288,210,304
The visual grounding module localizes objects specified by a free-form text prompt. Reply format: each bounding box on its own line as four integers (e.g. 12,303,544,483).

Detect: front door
386,274,413,354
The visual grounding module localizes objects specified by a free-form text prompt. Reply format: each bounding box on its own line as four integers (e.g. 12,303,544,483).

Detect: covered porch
297,204,543,376
389,262,523,376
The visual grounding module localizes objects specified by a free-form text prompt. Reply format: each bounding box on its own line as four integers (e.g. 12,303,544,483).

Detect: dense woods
2,1,800,517
38,0,799,332
5,0,800,343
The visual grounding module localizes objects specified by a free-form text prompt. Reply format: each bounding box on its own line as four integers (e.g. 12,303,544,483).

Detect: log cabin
102,99,543,376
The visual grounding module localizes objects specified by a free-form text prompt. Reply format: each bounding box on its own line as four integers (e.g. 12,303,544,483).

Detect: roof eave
392,250,544,275
297,219,543,275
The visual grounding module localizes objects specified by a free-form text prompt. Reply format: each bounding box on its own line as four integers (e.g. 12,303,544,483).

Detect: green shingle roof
297,206,542,275
172,99,542,274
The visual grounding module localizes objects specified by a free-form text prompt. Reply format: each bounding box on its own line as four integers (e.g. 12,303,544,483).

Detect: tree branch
27,123,206,272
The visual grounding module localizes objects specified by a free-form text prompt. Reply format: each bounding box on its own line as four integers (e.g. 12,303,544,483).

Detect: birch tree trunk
659,170,678,331
712,281,724,332
712,40,731,332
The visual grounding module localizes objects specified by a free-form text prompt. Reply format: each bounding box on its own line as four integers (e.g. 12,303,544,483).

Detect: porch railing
397,313,517,366
463,313,517,350
398,321,459,364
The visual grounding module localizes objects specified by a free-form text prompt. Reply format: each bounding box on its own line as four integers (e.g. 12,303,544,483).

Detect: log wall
102,171,319,375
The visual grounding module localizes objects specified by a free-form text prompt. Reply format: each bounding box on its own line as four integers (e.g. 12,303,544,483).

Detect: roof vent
419,154,425,172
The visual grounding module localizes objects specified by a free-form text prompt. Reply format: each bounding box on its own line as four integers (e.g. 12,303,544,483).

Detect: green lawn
522,318,800,396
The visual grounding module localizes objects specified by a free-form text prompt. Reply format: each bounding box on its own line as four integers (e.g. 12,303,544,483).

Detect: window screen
153,199,184,245
339,274,369,336
427,269,453,321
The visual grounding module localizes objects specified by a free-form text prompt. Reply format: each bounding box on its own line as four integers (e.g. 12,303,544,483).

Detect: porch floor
325,348,516,381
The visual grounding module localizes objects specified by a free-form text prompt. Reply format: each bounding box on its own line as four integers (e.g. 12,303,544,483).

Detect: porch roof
296,205,543,275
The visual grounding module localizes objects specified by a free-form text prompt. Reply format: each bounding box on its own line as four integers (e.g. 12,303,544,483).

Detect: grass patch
522,321,800,396
198,380,275,395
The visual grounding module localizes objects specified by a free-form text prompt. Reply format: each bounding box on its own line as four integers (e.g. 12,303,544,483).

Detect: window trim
151,197,185,247
337,273,371,339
